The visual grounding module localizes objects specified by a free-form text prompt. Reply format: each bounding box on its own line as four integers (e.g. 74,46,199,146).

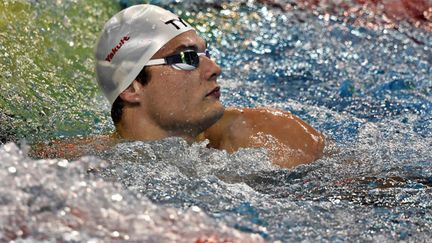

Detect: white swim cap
95,4,193,105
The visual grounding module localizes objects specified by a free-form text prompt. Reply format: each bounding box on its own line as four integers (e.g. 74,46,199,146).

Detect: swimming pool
1,0,431,241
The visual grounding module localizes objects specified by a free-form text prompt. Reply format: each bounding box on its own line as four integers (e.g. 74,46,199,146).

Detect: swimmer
33,4,325,168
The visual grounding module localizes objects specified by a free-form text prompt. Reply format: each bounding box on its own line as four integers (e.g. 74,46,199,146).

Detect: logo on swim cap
165,17,189,30
105,36,130,62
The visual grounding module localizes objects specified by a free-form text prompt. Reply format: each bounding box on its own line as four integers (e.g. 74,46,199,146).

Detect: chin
195,104,225,131
209,102,225,120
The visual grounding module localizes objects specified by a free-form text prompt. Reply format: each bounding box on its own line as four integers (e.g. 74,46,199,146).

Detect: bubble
57,160,68,168
111,193,123,202
8,166,17,174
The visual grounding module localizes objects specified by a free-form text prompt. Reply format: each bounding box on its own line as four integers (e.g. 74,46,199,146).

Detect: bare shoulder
204,107,325,168
30,134,118,159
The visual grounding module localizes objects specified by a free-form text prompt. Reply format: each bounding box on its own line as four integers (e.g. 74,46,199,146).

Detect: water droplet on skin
141,214,151,221
191,206,201,212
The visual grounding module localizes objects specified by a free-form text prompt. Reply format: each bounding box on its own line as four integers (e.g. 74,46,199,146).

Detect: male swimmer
92,4,324,168
33,4,324,168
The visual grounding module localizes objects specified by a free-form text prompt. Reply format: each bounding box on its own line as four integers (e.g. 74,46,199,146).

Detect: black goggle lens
145,50,211,71
166,50,209,67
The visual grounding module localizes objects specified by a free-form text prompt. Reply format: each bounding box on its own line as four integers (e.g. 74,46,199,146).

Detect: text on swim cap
105,36,130,62
165,17,189,30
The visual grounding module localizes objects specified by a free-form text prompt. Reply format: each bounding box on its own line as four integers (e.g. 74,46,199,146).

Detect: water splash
0,142,264,242
1,0,431,241
0,0,118,142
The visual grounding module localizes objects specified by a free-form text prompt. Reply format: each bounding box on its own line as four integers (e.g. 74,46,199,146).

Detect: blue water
1,0,431,242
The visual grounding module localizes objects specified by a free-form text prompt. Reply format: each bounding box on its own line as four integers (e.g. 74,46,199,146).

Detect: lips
206,86,221,99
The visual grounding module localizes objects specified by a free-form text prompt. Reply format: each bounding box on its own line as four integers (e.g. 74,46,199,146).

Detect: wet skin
32,30,325,168
201,107,325,168
117,30,224,142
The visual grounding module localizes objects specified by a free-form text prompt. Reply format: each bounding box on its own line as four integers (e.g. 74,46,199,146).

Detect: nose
201,56,222,81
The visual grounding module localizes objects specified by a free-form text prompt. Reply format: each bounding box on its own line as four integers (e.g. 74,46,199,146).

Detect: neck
116,108,199,143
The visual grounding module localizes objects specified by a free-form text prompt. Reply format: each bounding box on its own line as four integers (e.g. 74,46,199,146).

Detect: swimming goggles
145,49,210,71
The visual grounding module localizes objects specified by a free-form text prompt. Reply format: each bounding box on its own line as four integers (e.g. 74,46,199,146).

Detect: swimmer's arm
203,107,325,168
30,135,116,159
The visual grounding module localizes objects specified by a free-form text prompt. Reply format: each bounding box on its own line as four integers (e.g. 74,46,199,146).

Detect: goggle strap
146,59,167,66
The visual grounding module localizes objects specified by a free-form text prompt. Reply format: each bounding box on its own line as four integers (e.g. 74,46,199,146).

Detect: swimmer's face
138,30,224,134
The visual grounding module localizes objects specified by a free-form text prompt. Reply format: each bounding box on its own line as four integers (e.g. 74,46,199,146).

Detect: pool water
1,0,431,242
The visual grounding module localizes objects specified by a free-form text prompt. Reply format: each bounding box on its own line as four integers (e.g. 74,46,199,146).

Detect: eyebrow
171,41,208,55
174,44,198,52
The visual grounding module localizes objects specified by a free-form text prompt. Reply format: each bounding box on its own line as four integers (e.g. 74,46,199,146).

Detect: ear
119,80,144,104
